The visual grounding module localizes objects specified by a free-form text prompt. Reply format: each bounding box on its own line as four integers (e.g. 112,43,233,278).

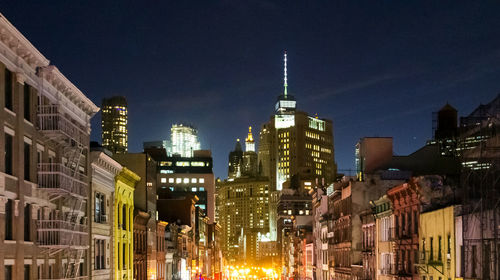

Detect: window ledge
23,119,33,126
4,108,16,116
1,172,18,181
4,240,16,244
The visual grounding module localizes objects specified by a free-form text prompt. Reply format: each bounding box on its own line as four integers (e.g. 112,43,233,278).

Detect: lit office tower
171,124,201,157
101,96,128,154
264,51,336,192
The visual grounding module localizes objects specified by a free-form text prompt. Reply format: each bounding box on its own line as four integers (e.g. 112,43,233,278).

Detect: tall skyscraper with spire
260,51,337,242
264,51,336,191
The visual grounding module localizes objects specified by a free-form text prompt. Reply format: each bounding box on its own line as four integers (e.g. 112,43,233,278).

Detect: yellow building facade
115,167,141,280
417,205,458,280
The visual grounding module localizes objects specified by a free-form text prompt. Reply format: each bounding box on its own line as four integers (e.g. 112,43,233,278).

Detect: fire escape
37,104,89,279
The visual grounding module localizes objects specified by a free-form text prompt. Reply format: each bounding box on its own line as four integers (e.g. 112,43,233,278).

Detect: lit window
168,178,174,183
299,210,304,215
176,178,181,184
288,210,292,215
199,187,205,191
191,187,197,192
199,178,205,183
183,178,189,184
161,178,166,183
191,178,197,183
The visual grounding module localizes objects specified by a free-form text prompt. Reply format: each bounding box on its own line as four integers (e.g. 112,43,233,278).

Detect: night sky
4,1,500,178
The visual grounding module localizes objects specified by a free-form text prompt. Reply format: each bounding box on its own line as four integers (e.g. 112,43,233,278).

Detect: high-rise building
102,96,128,154
217,177,271,263
171,124,200,157
242,126,258,177
0,13,100,279
228,139,243,179
262,52,336,192
145,148,216,223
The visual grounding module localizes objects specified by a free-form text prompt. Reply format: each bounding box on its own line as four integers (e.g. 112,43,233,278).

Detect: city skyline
1,3,499,280
3,2,500,179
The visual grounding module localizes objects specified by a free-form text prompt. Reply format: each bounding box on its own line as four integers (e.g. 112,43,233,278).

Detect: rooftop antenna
284,50,288,97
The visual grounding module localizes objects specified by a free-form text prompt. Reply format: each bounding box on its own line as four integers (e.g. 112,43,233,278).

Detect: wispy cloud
309,73,405,101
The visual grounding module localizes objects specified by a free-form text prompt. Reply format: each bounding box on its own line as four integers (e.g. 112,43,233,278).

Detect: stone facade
90,149,122,280
0,12,98,280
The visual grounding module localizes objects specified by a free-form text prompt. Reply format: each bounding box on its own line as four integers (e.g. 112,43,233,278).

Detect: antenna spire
284,50,288,97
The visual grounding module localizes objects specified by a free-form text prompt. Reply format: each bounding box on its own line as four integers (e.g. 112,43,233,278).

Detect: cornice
0,13,50,69
38,65,99,116
91,151,122,175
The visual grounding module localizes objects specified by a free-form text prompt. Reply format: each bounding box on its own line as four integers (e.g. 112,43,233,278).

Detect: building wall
0,13,99,280
90,151,121,280
418,206,457,280
387,181,420,280
115,168,139,280
113,153,158,280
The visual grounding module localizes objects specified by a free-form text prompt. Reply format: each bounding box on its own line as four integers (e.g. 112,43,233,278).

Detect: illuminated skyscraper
242,126,258,177
228,139,243,179
171,124,201,157
264,52,336,192
263,52,336,243
101,96,128,153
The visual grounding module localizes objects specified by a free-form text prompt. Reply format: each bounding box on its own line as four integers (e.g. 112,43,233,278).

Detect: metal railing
380,264,396,275
38,163,88,198
37,220,88,248
37,105,89,146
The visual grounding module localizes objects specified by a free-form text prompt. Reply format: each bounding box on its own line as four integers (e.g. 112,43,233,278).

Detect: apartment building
0,13,99,279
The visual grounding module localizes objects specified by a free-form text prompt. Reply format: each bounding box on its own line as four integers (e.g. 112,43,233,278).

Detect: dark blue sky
4,1,500,178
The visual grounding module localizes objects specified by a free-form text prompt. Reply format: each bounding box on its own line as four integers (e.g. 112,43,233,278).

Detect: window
414,211,418,234
123,243,126,268
5,68,12,110
95,239,106,269
5,133,13,175
422,238,426,260
438,236,442,261
199,178,205,183
168,178,174,183
95,192,106,223
191,178,197,183
161,178,166,183
24,265,30,280
430,237,434,260
5,199,13,240
176,178,181,184
24,84,31,121
183,178,189,184
191,187,197,192
24,204,31,241
122,205,127,230
5,265,12,280
24,142,31,181
37,265,42,279
471,245,477,277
